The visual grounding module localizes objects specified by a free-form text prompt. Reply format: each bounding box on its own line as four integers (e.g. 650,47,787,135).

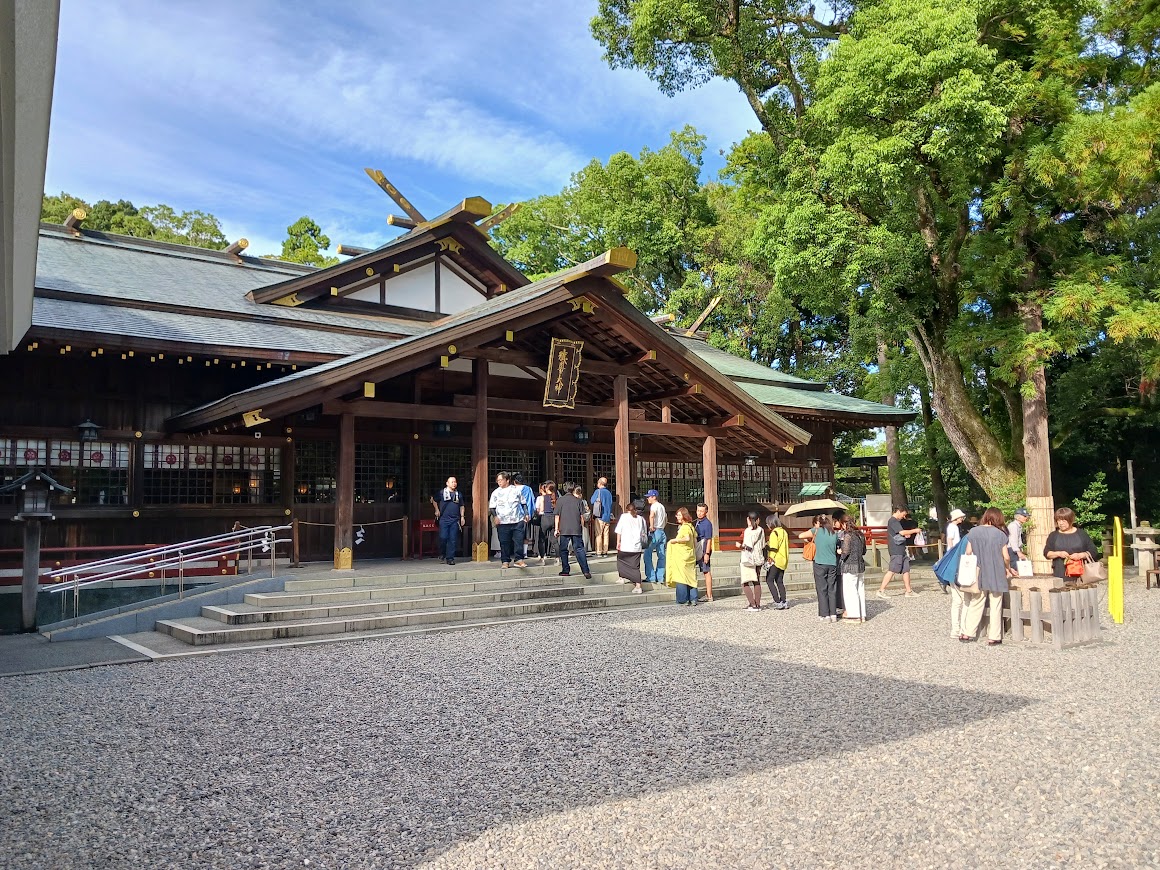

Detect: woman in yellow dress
666,507,699,606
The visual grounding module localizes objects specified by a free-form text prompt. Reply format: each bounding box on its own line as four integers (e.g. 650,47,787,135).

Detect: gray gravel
1,584,1158,869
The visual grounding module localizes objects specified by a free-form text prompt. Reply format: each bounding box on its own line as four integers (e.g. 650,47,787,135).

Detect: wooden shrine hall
1,179,914,566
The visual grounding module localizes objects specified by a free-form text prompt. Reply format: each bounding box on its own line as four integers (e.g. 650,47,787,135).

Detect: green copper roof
677,337,825,390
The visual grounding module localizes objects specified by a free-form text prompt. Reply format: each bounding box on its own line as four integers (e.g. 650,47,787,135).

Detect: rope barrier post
291,517,300,567
402,516,410,561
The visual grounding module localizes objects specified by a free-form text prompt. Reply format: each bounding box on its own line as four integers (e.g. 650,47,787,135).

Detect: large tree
593,0,1159,507
42,192,229,248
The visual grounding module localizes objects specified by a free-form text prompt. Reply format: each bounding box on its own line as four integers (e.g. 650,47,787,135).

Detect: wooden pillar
614,375,630,515
703,435,719,550
21,519,42,631
333,413,354,569
472,360,490,561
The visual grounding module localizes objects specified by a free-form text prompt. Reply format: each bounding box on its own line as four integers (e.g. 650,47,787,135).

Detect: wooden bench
1147,568,1159,590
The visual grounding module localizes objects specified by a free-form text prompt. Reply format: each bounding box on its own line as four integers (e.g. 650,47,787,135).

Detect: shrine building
0,192,913,565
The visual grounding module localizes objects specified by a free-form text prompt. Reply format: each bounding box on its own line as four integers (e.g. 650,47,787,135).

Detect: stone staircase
111,555,912,657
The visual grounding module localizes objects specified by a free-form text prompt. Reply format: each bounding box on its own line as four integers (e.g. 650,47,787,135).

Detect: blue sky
44,0,759,257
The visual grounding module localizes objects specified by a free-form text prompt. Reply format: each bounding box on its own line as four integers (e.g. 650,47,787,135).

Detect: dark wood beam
636,384,702,403
472,360,489,561
334,413,355,569
322,400,476,422
614,375,630,514
629,419,729,439
460,348,641,377
453,394,646,421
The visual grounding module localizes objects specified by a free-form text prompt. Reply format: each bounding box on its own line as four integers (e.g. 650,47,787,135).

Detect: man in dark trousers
431,476,465,565
554,482,593,579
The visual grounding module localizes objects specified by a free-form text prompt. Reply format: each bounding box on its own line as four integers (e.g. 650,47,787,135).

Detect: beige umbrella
783,498,848,517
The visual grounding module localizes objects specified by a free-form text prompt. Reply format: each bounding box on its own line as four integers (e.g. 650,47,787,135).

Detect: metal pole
269,530,276,578
178,549,184,600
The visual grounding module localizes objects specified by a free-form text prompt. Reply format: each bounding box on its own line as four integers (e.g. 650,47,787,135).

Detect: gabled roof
247,199,528,307
166,249,813,453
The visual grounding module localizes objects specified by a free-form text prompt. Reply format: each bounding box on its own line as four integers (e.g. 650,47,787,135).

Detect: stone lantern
1,469,72,631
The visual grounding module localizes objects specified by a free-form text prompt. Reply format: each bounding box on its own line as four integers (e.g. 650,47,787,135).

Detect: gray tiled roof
33,296,392,356
34,227,427,343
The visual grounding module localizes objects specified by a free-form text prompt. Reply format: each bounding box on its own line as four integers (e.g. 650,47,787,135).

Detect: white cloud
44,0,762,248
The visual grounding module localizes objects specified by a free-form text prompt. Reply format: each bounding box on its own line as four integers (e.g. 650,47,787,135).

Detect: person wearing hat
945,508,967,550
643,490,667,586
1008,507,1030,566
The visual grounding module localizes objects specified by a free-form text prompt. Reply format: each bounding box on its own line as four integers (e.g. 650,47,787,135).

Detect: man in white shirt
1008,507,1030,564
644,490,667,585
945,508,966,550
488,472,526,569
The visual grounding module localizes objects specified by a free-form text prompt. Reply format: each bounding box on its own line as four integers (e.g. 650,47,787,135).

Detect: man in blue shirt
431,476,464,565
512,472,537,561
589,476,614,557
694,502,715,601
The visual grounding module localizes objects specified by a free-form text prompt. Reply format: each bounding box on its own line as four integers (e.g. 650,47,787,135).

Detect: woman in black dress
1043,506,1101,581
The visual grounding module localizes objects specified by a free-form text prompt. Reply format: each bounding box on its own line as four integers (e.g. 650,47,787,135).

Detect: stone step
280,560,819,593
207,584,599,625
155,590,676,646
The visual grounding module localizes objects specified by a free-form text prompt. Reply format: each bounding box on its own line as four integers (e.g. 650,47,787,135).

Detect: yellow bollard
1108,516,1124,625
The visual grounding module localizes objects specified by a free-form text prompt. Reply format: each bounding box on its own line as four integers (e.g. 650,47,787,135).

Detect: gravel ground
1,584,1158,869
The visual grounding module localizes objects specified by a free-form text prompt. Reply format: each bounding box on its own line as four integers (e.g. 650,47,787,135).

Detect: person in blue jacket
589,477,614,557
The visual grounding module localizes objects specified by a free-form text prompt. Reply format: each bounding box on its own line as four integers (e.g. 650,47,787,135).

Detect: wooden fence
1005,584,1103,649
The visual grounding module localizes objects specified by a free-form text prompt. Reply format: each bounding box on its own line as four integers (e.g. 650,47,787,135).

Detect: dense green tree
41,192,228,249
491,127,714,313
270,216,339,267
592,0,1159,512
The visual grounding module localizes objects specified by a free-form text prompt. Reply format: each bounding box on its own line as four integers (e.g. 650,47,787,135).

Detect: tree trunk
909,325,1023,499
1020,302,1055,574
919,384,951,530
878,340,908,508
995,380,1026,470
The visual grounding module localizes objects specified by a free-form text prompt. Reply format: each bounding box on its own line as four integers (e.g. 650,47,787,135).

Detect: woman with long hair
764,513,790,610
838,517,867,622
736,511,766,611
801,514,840,622
536,481,557,564
961,506,1015,645
666,506,699,606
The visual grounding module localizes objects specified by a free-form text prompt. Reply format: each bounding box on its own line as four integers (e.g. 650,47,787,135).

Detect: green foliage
271,216,339,267
41,192,227,249
1072,472,1110,533
587,0,1160,506
490,127,713,313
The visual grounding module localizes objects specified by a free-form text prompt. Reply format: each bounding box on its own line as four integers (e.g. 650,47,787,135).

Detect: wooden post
401,516,410,561
333,412,355,569
702,435,719,552
613,375,630,515
21,519,42,632
661,398,671,424
1060,589,1074,647
290,517,301,567
1029,588,1043,644
1049,589,1063,649
472,359,490,561
1008,590,1024,643
1087,586,1101,641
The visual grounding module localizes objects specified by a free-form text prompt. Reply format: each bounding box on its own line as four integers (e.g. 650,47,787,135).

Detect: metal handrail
44,525,291,620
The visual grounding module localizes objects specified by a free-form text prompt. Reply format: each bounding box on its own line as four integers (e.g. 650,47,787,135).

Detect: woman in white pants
961,507,1015,645
838,518,867,621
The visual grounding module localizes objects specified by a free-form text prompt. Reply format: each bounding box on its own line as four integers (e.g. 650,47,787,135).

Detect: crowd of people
432,475,1106,642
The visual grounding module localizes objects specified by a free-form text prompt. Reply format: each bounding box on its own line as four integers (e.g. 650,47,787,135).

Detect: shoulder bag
1079,552,1108,583
956,553,980,593
802,540,817,561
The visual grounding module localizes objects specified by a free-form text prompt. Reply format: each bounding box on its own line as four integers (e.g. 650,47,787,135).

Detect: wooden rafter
364,169,427,223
